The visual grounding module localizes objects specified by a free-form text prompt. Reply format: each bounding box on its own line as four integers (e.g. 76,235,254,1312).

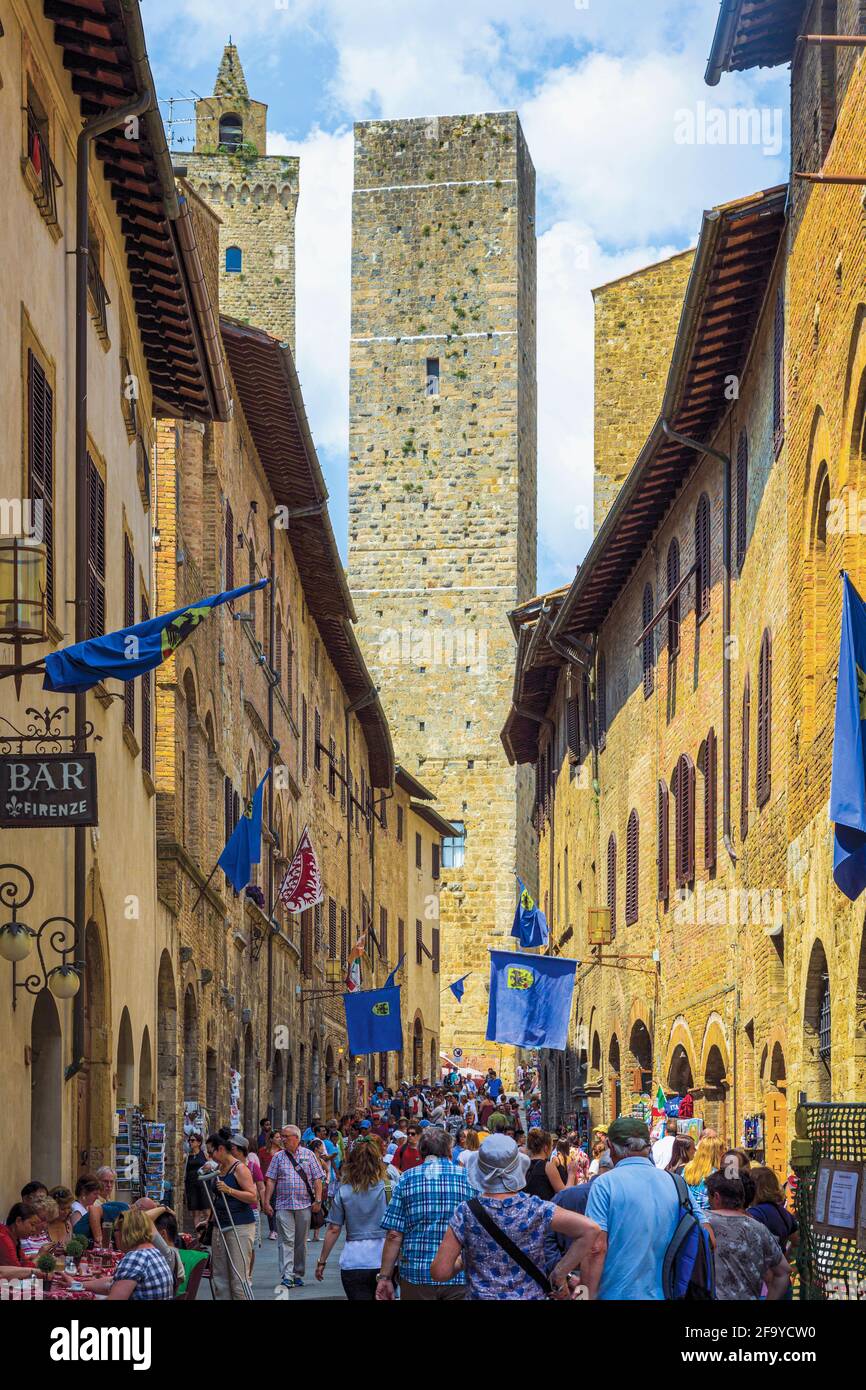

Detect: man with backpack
584,1117,682,1299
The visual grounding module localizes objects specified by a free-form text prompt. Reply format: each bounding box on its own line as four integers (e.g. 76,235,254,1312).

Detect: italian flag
654,1084,666,1113
344,931,367,993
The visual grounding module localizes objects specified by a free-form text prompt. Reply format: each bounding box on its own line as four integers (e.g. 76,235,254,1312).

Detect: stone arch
30,990,62,1185
802,409,836,743
698,1013,731,1081
803,937,833,1101
664,1016,698,1092
239,183,250,204
139,1026,153,1113
156,951,178,1184
116,1007,135,1108
225,183,236,206
252,183,264,206
608,1034,622,1119
218,111,243,151
702,1027,730,1138
839,301,866,493
412,1012,424,1082
628,1015,654,1093
206,1044,218,1123
79,917,112,1172
266,184,278,204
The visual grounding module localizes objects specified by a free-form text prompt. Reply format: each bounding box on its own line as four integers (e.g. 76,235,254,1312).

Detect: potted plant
36,1251,56,1277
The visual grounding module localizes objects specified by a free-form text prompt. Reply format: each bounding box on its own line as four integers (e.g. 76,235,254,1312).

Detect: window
301,696,308,781
328,898,337,959
703,727,717,871
674,753,695,888
432,927,440,975
642,584,654,698
25,84,62,229
397,803,404,843
625,810,639,926
340,907,348,967
741,675,750,841
597,653,607,750
757,629,772,807
773,289,785,457
425,357,440,395
415,832,422,870
27,350,54,618
818,974,832,1062
735,430,748,569
667,538,680,656
695,494,711,619
314,902,323,952
432,842,440,880
286,631,294,712
123,535,135,731
225,245,242,273
225,501,234,588
380,906,388,960
442,822,465,869
141,594,152,775
354,779,360,832
301,910,313,978
580,670,591,759
398,917,405,964
606,833,617,939
379,792,387,831
86,456,106,639
314,709,322,771
328,738,337,796
657,780,669,902
340,752,346,811
218,113,243,152
416,919,424,965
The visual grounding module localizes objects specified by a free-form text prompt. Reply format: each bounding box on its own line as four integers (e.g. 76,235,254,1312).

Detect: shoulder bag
467,1198,553,1297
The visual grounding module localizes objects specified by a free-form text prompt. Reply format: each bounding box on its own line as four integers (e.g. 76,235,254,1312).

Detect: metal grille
796,1102,866,1300
818,976,832,1061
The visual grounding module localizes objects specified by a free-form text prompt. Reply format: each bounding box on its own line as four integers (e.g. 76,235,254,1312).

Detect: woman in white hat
430,1134,601,1300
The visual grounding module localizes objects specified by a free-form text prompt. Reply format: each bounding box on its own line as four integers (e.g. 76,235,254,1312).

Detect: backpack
662,1173,716,1300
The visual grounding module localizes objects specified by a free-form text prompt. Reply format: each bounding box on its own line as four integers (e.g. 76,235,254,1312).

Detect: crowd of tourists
2,1069,800,1301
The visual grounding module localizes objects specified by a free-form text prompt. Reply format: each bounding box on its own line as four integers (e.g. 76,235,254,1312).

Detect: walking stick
198,1169,255,1301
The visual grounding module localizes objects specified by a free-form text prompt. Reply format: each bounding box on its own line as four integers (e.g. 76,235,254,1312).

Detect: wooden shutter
432,842,440,880
736,430,748,570
741,674,750,840
398,917,405,964
314,901,323,952
301,910,313,977
580,670,591,758
773,289,785,456
286,633,294,711
606,834,617,939
123,535,135,729
380,906,388,960
140,593,152,774
432,927,440,974
675,754,695,888
328,897,337,958
667,539,680,656
225,501,234,588
695,494,710,618
657,779,669,901
86,457,106,638
415,832,422,869
275,622,282,690
534,758,542,824
340,752,346,811
704,727,717,871
301,696,308,780
642,584,654,698
328,738,336,796
757,630,772,807
340,907,348,967
625,810,639,925
597,654,607,750
397,804,403,842
314,709,322,770
27,351,54,617
566,695,580,758
224,775,232,848
415,918,423,964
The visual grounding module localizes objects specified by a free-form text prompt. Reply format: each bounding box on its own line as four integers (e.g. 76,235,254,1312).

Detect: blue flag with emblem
449,974,470,1002
486,949,576,1051
830,572,866,899
343,985,403,1055
384,955,405,989
219,769,270,893
510,876,549,949
43,578,268,693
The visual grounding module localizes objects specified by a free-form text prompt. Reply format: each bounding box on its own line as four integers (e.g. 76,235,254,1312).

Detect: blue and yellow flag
43,579,268,693
343,985,403,1055
511,876,549,949
486,949,575,1051
830,573,866,899
219,769,270,893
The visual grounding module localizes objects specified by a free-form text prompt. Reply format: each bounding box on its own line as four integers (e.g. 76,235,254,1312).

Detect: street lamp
0,864,81,1007
0,536,47,698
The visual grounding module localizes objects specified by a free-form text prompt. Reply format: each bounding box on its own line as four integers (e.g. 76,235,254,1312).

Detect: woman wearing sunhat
430,1134,602,1300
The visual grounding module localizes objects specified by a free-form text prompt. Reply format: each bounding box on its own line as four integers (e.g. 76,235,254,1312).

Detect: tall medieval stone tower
348,114,537,1072
185,44,299,349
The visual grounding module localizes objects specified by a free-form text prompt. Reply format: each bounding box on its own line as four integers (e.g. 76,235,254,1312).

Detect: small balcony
22,108,63,239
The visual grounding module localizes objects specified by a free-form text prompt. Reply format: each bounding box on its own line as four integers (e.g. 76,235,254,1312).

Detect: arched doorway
628,1019,653,1095
703,1045,728,1137
30,991,62,1184
272,1050,284,1127
608,1036,621,1120
139,1027,153,1114
668,1044,694,1096
183,986,200,1102
765,1041,788,1181
206,1047,217,1126
156,952,178,1186
78,921,111,1172
310,1036,321,1120
412,1016,424,1083
243,1025,256,1138
803,939,832,1101
116,1008,135,1108
325,1045,335,1117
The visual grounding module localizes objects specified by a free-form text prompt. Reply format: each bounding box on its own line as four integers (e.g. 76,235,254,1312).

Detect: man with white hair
263,1125,324,1291
584,1117,680,1300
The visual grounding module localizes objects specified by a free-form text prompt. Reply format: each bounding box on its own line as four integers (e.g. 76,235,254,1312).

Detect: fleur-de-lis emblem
5,795,22,817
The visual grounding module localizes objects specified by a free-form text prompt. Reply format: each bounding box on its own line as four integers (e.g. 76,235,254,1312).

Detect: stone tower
348,114,537,1074
185,44,299,349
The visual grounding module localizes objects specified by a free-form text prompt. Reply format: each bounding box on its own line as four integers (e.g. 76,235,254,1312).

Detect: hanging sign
0,753,97,827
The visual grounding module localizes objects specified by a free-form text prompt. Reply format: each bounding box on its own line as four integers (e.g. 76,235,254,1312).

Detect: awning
705,0,806,85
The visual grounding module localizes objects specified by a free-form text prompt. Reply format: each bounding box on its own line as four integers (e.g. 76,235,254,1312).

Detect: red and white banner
277,825,324,913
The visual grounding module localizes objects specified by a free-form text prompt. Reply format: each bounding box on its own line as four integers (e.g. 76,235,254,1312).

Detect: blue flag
831,573,866,899
219,769,270,892
343,986,403,1055
511,877,549,949
449,974,469,1003
43,579,268,693
486,949,576,1051
384,955,406,989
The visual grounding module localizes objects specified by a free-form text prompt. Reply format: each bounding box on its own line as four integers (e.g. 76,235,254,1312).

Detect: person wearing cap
430,1134,601,1300
583,1116,680,1300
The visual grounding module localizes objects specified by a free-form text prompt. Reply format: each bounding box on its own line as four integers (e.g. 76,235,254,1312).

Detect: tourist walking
584,1117,680,1300
315,1136,388,1300
204,1130,258,1301
183,1132,209,1229
524,1129,569,1199
263,1124,324,1291
705,1171,790,1299
682,1135,724,1213
377,1127,471,1301
392,1124,424,1174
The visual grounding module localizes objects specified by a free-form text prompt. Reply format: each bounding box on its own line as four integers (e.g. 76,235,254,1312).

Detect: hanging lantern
47,964,81,1000
0,922,35,963
0,536,47,643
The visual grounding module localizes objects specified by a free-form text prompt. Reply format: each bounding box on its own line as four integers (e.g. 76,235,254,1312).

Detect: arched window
226,245,242,273
805,464,830,741
740,674,750,840
703,727,717,871
606,833,617,939
673,753,695,888
597,653,607,750
757,629,772,807
736,430,748,569
667,538,680,656
657,780,669,902
625,810,639,926
218,112,243,152
642,583,654,698
695,493,711,618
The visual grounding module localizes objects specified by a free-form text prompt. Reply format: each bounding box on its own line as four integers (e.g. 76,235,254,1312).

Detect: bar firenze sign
0,753,97,828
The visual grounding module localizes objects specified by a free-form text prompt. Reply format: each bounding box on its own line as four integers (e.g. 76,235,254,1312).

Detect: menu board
813,1160,862,1239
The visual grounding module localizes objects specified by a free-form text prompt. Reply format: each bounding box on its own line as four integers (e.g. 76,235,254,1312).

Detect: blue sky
144,0,791,593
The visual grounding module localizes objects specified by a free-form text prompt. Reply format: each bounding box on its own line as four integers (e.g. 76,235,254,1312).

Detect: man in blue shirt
485,1069,503,1101
585,1116,679,1300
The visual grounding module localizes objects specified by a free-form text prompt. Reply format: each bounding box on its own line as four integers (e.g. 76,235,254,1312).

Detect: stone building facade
185,46,299,351
348,113,538,1076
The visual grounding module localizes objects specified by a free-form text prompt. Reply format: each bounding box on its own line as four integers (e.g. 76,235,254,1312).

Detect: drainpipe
661,420,737,866
68,86,153,1084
